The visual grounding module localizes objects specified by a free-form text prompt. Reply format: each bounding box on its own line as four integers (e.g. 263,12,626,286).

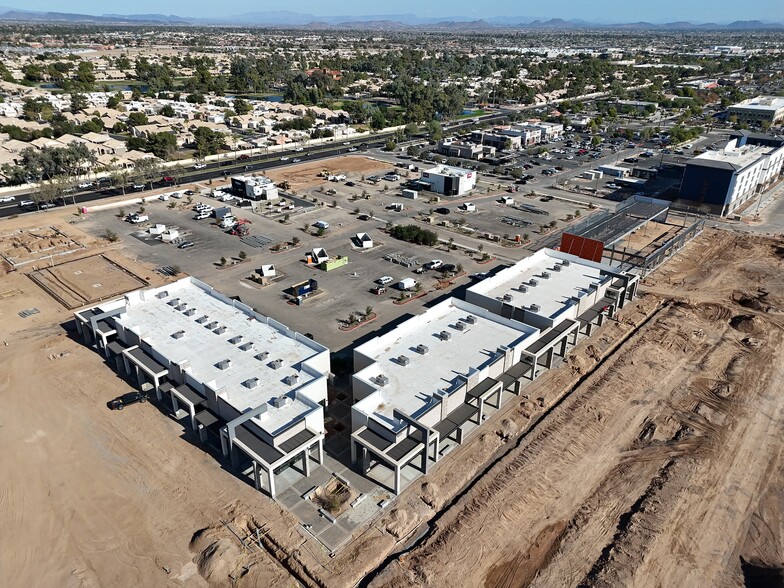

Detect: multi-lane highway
0,112,509,220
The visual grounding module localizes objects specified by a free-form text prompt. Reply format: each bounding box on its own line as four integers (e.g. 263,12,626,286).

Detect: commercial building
597,164,630,178
437,138,496,160
679,134,784,216
351,298,540,494
465,249,638,335
727,96,784,126
470,130,522,150
74,277,330,498
418,164,478,196
230,174,279,201
350,249,639,494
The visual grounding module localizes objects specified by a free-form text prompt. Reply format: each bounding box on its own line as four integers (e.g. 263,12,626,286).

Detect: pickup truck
127,214,149,224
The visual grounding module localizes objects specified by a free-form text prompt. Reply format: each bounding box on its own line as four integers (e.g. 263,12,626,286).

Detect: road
0,111,509,220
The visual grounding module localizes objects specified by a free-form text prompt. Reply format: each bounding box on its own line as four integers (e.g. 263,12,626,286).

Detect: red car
163,176,174,182
238,154,250,160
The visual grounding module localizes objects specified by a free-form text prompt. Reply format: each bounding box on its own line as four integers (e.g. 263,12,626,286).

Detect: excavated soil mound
695,302,733,322
729,314,766,334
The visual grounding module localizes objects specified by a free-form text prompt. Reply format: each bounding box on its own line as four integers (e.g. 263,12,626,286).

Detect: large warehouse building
74,277,330,498
679,134,784,216
418,164,478,196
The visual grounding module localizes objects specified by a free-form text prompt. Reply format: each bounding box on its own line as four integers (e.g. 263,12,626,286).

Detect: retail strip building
74,277,330,498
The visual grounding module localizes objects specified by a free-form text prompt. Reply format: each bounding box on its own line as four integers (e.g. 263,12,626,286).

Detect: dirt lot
2,222,784,588
265,155,390,191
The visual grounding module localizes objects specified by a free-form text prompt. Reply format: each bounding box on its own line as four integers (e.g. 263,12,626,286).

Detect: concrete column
361,447,369,474
153,375,162,401
171,393,179,415
317,438,324,464
433,436,440,462
545,348,554,369
420,446,427,472
477,398,484,423
394,465,401,495
267,466,276,498
303,448,311,477
559,337,568,357
122,354,131,375
350,439,357,463
220,429,229,457
253,461,261,490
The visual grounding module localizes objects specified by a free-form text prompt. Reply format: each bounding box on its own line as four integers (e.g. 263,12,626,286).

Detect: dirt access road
368,229,784,588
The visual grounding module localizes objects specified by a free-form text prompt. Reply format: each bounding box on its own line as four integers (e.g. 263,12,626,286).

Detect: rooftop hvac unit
502,293,513,302
562,260,571,267
184,308,196,316
206,321,218,329
156,291,169,299
171,330,185,339
228,335,243,344
465,315,477,324
374,374,389,386
541,271,550,279
217,359,232,370
242,377,259,389
552,265,562,272
272,395,291,408
415,344,429,355
196,315,209,324
519,284,528,293
529,278,539,287
167,298,180,307
284,374,299,386
439,330,452,341
176,303,187,311
454,322,467,331
255,351,270,361
530,303,541,312
397,355,410,366
213,326,227,335
239,342,253,351
270,359,284,369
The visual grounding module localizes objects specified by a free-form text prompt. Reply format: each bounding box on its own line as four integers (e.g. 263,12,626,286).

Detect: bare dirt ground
265,155,390,191
3,223,784,588
365,229,784,588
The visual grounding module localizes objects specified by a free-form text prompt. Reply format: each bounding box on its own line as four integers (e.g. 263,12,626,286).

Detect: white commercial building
74,277,330,498
727,96,784,126
418,164,478,196
230,174,279,200
351,298,539,494
349,249,639,494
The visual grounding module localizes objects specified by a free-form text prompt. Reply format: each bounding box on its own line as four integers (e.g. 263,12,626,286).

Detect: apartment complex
679,134,784,216
74,277,330,498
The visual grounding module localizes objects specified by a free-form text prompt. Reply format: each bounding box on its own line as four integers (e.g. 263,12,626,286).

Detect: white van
313,221,329,230
194,212,211,220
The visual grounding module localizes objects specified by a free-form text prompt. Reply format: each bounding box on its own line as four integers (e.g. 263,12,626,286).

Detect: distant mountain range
0,7,781,30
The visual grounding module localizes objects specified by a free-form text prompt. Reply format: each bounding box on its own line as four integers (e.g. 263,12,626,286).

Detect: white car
193,163,206,169
0,195,15,203
133,183,145,190
78,182,93,189
377,276,393,285
280,156,290,161
427,259,443,269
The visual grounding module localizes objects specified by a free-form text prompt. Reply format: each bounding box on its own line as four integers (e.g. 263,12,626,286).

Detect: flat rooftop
731,96,784,111
353,298,538,432
468,249,615,320
691,141,775,171
423,164,474,178
92,278,326,435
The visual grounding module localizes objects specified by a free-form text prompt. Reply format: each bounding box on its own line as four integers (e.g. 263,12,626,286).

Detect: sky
12,0,784,23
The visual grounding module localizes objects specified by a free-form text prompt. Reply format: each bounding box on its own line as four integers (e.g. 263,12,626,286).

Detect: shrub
389,224,438,247
101,229,119,242
238,250,247,260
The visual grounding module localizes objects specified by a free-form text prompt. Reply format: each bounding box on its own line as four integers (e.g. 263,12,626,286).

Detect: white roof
467,249,616,320
99,278,326,434
353,298,538,432
423,164,474,178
